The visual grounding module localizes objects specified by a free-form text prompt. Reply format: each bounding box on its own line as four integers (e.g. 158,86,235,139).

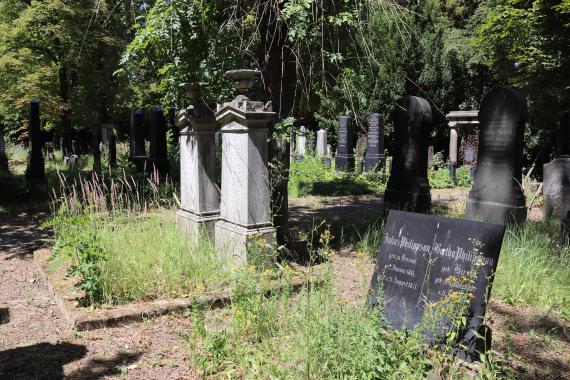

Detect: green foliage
428,166,472,189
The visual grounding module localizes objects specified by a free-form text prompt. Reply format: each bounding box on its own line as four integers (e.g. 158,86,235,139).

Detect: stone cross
215,69,275,262
466,88,527,226
148,108,169,177
316,129,327,157
384,96,432,213
176,82,220,237
130,110,146,171
0,124,9,175
364,113,385,171
335,115,355,171
25,99,46,182
296,126,307,158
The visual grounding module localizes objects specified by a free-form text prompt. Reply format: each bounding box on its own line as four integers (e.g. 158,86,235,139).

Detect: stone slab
543,158,570,221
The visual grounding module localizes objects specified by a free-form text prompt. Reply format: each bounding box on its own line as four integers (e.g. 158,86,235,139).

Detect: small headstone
0,124,9,175
466,88,527,226
148,108,169,177
364,113,385,171
25,99,46,183
369,210,505,361
316,129,327,157
296,126,307,159
356,134,367,173
543,112,570,222
428,145,435,168
335,116,355,171
384,96,432,213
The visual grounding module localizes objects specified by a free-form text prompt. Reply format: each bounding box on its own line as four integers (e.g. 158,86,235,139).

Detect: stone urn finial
180,82,205,103
225,69,259,100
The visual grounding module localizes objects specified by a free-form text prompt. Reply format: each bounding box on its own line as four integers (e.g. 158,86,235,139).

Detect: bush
428,166,472,189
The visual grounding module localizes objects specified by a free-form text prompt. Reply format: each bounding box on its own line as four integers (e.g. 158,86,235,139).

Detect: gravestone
384,96,432,213
316,129,327,157
543,112,570,222
130,110,146,171
176,82,220,237
25,100,46,184
296,126,307,159
560,211,570,247
364,113,385,171
369,210,505,361
465,88,527,226
148,108,169,177
215,69,275,262
356,134,367,173
335,116,355,171
91,127,102,173
0,124,9,175
109,134,117,168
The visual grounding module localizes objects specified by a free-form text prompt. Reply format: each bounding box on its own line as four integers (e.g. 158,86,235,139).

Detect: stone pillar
176,82,220,237
384,96,432,213
364,113,385,172
289,130,296,157
543,111,570,222
466,88,527,226
130,110,146,171
25,99,46,184
91,127,102,174
0,124,9,175
296,126,306,159
148,108,169,177
316,129,327,157
109,134,117,168
335,116,355,171
449,127,458,184
215,69,276,262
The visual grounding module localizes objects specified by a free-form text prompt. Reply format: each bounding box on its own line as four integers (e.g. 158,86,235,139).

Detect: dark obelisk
384,96,432,213
543,111,570,222
148,108,169,177
25,99,46,183
130,110,146,172
334,116,355,171
0,124,9,175
466,88,527,226
364,113,385,171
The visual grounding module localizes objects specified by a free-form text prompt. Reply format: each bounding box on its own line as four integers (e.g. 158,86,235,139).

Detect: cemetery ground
1,152,570,379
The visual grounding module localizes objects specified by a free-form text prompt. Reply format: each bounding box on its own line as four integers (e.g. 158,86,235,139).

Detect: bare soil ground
0,191,568,379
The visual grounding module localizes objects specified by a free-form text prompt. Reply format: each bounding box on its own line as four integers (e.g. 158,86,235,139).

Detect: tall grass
493,221,570,319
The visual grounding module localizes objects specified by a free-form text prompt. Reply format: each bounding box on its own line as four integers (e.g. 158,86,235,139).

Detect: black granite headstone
369,210,505,361
384,96,432,213
365,113,385,171
130,110,146,171
148,108,169,177
465,88,527,226
25,100,45,181
335,116,355,171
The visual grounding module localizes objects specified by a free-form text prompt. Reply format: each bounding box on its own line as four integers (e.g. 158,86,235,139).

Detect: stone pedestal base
364,155,385,172
335,154,354,171
215,220,274,264
176,209,219,239
543,158,570,222
465,198,526,226
384,189,431,213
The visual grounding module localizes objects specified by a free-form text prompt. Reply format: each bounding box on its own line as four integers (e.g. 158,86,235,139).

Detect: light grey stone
316,129,327,157
296,126,306,158
543,158,570,222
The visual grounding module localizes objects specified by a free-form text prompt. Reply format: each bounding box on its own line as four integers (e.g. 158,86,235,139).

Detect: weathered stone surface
365,113,385,171
369,210,505,361
335,116,355,171
148,108,169,177
384,96,432,213
296,126,307,158
543,112,570,222
466,88,527,226
316,129,327,157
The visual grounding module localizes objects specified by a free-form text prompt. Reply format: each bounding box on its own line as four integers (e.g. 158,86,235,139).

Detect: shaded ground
0,191,567,379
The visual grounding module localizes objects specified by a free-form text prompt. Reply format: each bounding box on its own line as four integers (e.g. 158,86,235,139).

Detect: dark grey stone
384,96,432,213
148,108,169,177
109,134,117,168
365,113,385,171
369,210,505,361
25,100,45,182
466,88,527,226
543,112,570,222
91,127,101,173
130,110,146,171
560,211,570,247
0,124,9,175
335,116,355,171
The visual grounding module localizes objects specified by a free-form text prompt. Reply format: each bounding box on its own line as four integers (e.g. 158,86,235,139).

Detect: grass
493,221,570,319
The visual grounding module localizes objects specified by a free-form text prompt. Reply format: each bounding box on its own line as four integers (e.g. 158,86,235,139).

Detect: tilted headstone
466,88,527,226
369,210,505,361
148,108,169,177
130,110,146,171
176,82,220,237
543,112,570,222
25,100,46,182
316,129,327,157
364,113,385,171
0,124,9,175
384,96,432,213
335,116,355,171
215,69,275,262
296,126,307,159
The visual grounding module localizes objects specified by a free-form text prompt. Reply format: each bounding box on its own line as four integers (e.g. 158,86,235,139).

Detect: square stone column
175,84,220,237
214,77,276,262
25,100,46,185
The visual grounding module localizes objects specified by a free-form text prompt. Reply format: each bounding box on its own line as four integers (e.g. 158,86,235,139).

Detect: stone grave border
34,248,324,331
